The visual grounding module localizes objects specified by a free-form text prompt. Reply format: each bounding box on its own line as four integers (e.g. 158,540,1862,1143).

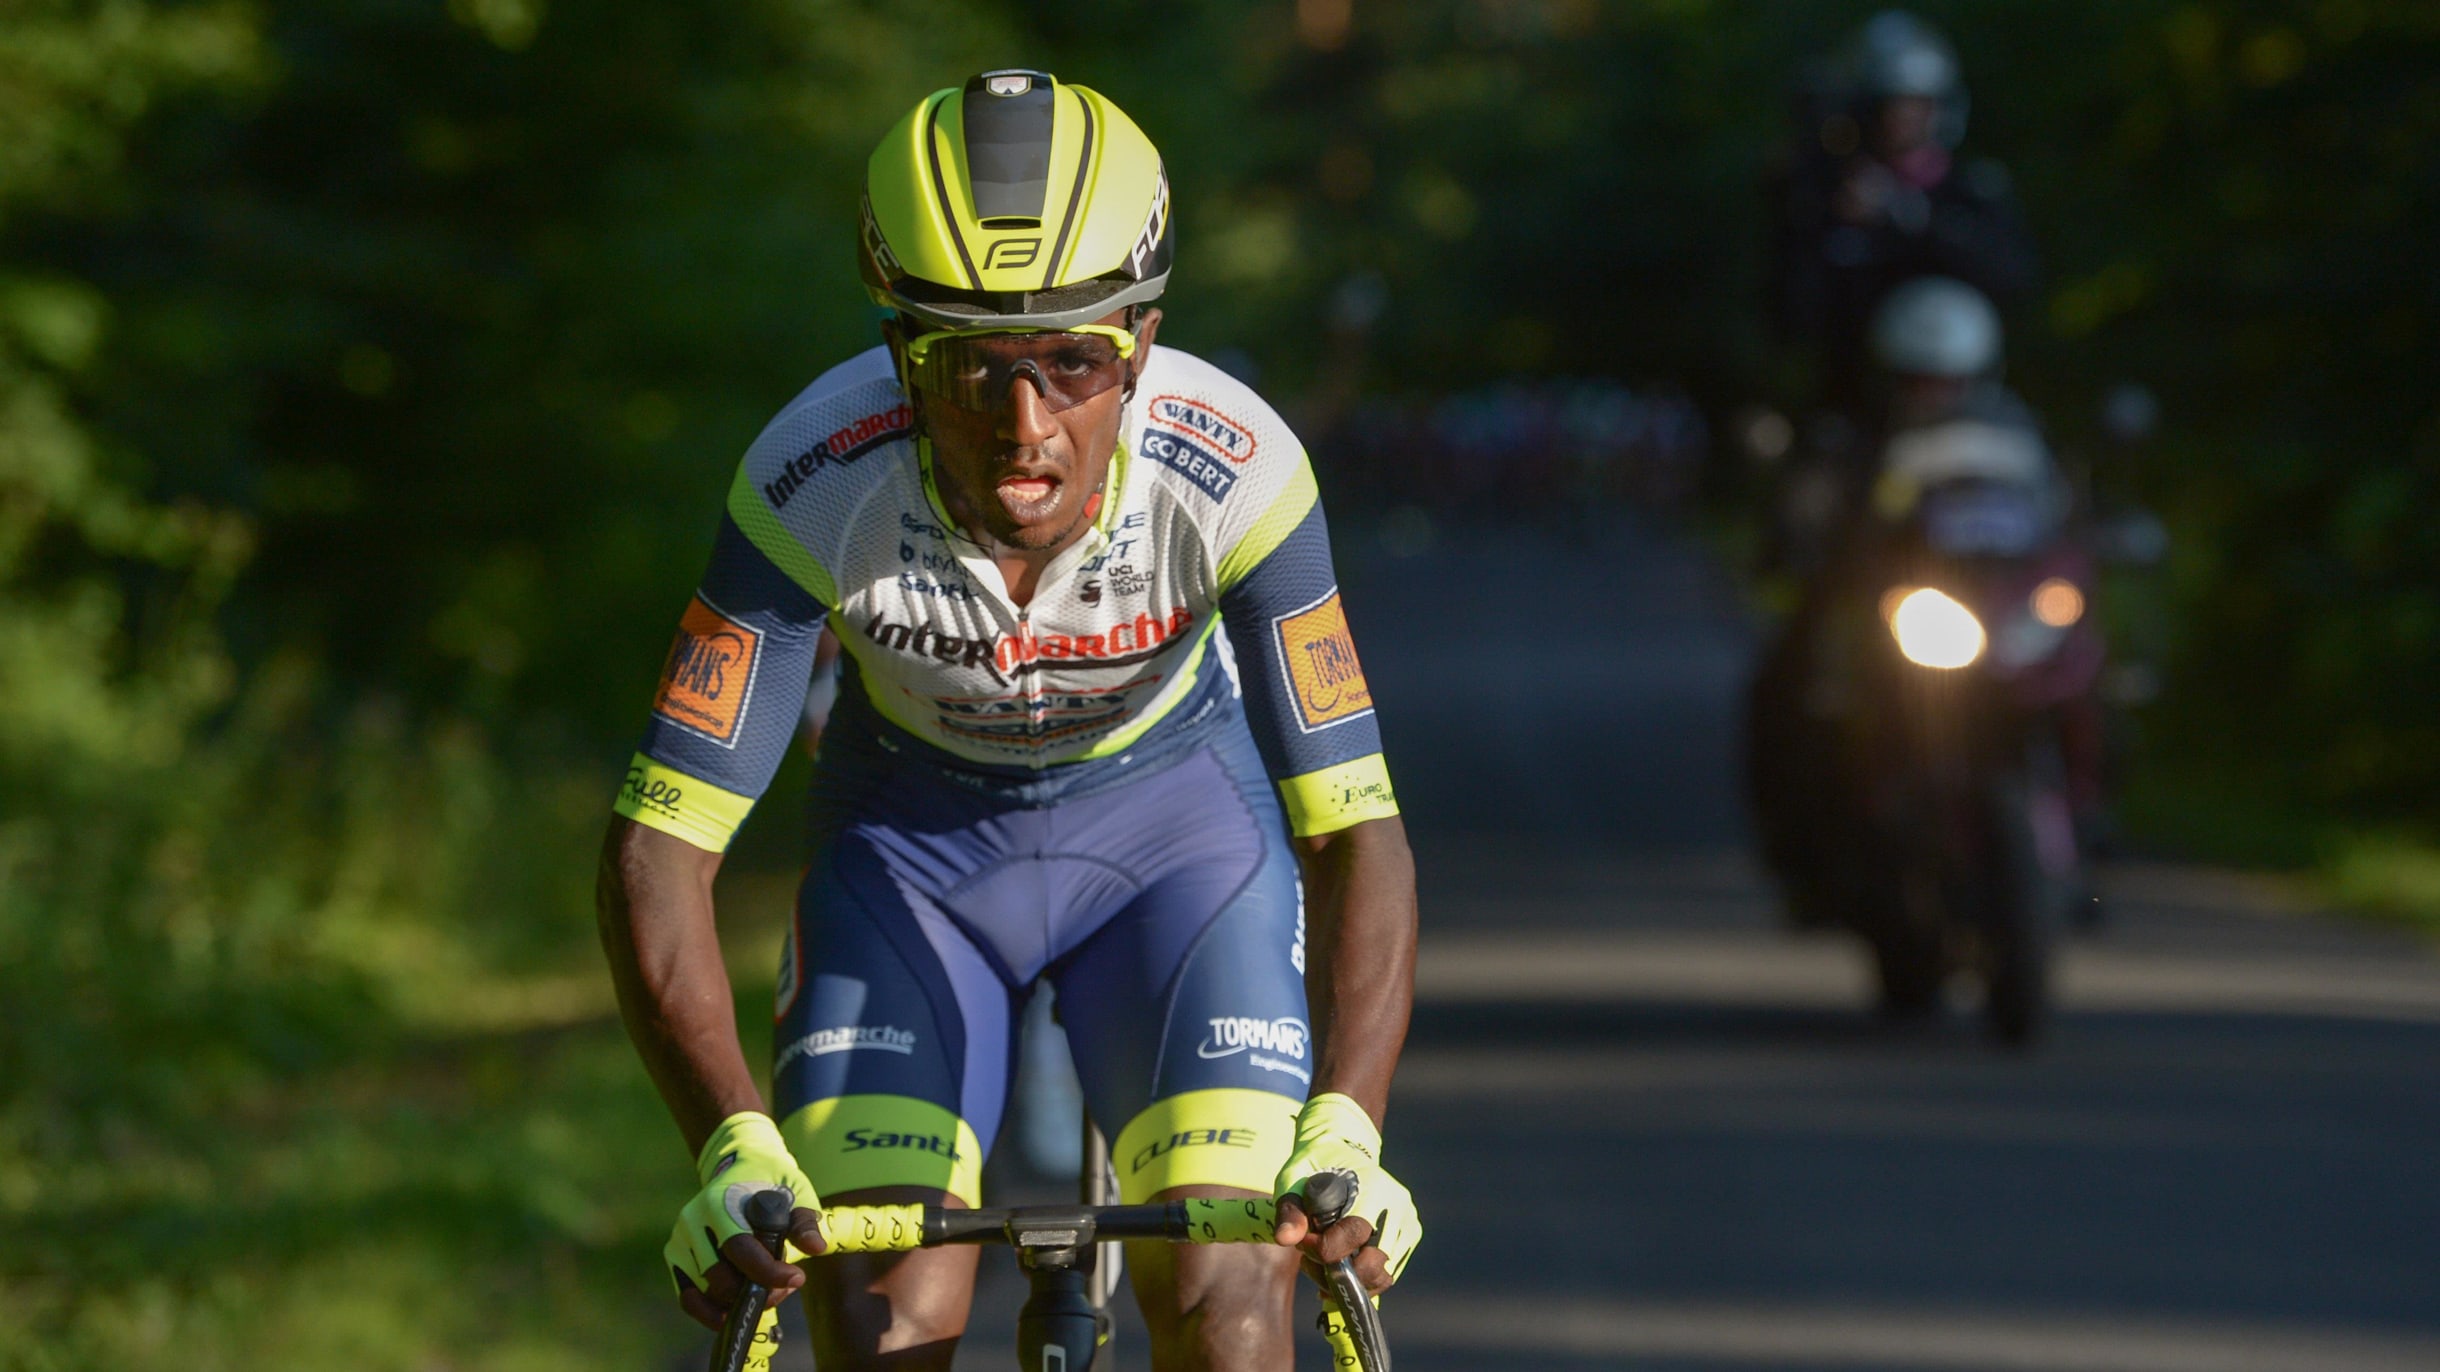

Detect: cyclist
595,70,1421,1371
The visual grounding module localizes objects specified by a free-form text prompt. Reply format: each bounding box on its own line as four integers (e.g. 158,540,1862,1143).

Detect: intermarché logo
773,1024,917,1075
762,404,912,509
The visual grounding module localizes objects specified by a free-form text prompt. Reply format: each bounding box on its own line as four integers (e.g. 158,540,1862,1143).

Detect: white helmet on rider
1848,10,1970,146
1871,277,2001,379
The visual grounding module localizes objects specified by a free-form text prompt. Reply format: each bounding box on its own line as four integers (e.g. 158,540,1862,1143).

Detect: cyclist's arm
598,819,757,1153
1291,816,1416,1122
1214,462,1414,1125
598,509,833,1153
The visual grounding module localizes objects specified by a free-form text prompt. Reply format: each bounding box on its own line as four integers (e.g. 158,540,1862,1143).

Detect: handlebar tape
812,1203,928,1253
1178,1196,1278,1244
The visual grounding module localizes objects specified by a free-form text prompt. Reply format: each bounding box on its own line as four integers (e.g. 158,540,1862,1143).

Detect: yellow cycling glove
666,1111,820,1295
1273,1092,1422,1283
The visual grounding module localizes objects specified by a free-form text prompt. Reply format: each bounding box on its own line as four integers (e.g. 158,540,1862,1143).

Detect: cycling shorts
772,707,1311,1206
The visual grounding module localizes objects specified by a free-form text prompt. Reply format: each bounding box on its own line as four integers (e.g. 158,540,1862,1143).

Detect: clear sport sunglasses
901,324,1139,414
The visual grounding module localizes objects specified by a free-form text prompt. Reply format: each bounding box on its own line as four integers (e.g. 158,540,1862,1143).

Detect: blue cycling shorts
772,710,1311,1206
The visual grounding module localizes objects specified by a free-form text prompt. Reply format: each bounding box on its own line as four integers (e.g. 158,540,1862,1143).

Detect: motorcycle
1752,417,2111,1046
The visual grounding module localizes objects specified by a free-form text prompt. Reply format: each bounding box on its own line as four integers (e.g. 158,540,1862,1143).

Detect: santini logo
842,1128,963,1161
773,1024,917,1075
1196,1016,1308,1061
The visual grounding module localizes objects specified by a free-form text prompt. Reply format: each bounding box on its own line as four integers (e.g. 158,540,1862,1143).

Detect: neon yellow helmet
860,70,1172,333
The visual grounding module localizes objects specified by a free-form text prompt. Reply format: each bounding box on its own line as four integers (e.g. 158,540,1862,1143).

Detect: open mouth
995,473,1062,519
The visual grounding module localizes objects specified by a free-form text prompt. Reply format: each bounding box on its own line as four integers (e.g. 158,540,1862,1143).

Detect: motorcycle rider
1747,277,2061,940
1767,10,2040,426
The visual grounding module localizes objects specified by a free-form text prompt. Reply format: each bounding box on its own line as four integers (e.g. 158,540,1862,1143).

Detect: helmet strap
1119,304,1150,402
880,313,936,440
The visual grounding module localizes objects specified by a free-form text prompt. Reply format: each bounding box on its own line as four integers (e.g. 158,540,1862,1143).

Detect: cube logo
653,596,761,745
1273,590,1373,732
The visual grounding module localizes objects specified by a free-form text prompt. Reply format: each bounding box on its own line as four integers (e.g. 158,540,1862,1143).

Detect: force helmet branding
859,70,1175,332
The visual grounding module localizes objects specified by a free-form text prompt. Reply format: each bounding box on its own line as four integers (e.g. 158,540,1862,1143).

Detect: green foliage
0,1,982,1364
7,0,2440,1365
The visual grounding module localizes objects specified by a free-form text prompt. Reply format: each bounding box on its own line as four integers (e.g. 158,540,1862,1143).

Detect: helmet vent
962,70,1056,223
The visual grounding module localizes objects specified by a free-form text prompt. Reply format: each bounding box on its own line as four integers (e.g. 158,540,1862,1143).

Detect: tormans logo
1272,590,1373,732
653,596,762,744
1129,1127,1256,1174
1196,1015,1309,1061
763,403,913,509
1196,1014,1310,1085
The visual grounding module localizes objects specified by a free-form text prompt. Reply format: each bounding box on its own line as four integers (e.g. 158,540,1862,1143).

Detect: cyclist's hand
665,1111,830,1331
1272,1092,1420,1297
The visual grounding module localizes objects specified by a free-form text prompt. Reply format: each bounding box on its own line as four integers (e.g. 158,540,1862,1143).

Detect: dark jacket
1768,151,2040,411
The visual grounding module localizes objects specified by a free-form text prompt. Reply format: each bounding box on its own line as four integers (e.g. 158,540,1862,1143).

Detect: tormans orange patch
1273,591,1373,732
654,596,762,745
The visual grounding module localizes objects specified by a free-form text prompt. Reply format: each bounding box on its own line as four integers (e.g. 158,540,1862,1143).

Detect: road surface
779,515,2440,1371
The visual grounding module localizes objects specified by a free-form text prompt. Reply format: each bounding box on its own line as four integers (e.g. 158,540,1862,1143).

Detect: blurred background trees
3,0,2436,1365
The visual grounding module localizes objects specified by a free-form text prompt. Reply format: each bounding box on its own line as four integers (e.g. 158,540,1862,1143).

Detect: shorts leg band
1110,1088,1301,1203
782,1094,985,1207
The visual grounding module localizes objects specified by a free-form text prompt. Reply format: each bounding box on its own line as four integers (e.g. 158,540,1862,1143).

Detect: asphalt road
779,514,2440,1370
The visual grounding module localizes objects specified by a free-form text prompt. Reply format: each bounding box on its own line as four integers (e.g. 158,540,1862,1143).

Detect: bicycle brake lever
1298,1170,1392,1372
710,1189,795,1372
1319,1268,1393,1372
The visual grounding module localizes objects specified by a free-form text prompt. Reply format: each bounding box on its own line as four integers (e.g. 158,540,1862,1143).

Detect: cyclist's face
913,307,1161,554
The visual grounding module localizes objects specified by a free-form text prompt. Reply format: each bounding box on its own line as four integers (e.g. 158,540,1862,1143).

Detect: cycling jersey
613,343,1398,851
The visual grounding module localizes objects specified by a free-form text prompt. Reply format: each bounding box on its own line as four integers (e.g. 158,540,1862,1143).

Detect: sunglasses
901,324,1139,414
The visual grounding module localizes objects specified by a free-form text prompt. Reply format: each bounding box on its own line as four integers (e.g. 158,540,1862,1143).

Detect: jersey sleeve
1215,451,1399,837
612,506,832,852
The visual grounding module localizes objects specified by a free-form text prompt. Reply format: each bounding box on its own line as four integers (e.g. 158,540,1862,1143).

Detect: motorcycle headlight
1887,586,1986,669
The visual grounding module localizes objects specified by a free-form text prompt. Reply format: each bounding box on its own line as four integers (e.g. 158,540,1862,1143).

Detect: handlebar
805,1194,1282,1253
709,1171,1388,1372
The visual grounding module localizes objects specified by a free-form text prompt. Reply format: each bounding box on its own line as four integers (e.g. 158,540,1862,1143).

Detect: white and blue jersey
615,343,1396,852
611,344,1399,1204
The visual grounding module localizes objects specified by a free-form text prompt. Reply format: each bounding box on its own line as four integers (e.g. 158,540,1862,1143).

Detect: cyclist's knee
1128,1212,1295,1372
800,1187,975,1371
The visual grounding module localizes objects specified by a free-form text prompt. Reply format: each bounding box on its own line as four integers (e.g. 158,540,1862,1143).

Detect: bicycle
710,1169,1391,1372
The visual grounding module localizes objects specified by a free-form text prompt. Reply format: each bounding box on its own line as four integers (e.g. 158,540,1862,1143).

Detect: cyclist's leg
774,830,1016,1370
1050,737,1309,1372
1121,1184,1297,1372
795,1185,976,1372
